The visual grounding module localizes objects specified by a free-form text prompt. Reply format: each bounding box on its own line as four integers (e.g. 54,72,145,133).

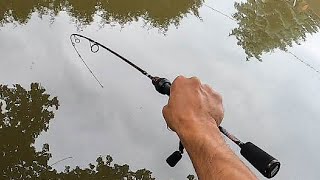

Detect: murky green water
1,0,319,179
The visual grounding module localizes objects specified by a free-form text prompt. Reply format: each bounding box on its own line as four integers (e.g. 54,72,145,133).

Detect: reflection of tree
0,83,193,179
230,0,320,60
97,0,203,31
305,0,320,17
0,0,203,31
56,156,155,179
0,83,59,178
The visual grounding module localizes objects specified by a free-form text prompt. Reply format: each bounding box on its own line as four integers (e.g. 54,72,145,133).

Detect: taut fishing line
203,4,320,75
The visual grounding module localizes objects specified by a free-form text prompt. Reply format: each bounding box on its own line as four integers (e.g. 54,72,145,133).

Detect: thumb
162,105,175,132
162,105,169,121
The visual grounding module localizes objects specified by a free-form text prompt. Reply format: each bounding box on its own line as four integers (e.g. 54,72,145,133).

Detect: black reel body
151,76,280,179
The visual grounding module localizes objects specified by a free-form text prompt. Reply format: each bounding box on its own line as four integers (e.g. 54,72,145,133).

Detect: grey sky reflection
0,2,320,180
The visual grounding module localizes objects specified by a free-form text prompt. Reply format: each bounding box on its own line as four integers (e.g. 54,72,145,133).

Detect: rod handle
240,142,280,178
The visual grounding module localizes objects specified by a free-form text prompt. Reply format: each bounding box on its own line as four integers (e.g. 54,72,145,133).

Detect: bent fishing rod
70,34,280,179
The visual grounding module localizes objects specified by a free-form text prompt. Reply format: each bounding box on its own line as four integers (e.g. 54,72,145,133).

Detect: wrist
176,117,225,150
176,116,219,139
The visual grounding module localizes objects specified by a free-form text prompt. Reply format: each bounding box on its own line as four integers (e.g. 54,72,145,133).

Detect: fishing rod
70,34,280,179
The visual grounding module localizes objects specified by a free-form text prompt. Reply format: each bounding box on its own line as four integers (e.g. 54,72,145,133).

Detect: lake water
1,0,319,179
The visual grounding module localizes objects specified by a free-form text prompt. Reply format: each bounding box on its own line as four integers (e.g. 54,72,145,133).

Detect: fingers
189,76,201,85
173,76,201,85
175,75,186,82
171,76,186,94
173,76,216,96
172,75,186,88
202,84,212,91
202,84,222,102
203,83,221,93
172,76,201,90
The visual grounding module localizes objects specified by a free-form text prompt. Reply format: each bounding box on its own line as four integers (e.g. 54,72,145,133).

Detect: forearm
178,121,257,180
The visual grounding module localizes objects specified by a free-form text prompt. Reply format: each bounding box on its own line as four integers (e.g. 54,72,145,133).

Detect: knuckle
175,75,185,82
190,76,201,86
173,75,186,86
203,84,212,91
204,85,222,101
190,76,200,81
210,90,223,102
216,93,223,102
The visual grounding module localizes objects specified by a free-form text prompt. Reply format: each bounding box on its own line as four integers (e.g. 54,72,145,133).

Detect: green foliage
0,83,59,179
230,0,320,60
0,0,204,31
49,155,155,180
0,83,194,179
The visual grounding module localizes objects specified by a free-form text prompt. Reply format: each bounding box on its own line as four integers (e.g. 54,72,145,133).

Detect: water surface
1,0,320,179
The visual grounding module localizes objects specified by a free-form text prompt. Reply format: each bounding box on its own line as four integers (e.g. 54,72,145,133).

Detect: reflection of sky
0,2,320,180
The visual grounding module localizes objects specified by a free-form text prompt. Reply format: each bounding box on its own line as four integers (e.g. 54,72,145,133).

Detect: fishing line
203,4,235,21
203,3,320,75
50,157,73,166
70,34,281,178
70,35,104,88
288,51,320,74
70,34,154,88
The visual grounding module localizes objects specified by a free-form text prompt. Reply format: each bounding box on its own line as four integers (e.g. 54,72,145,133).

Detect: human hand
162,76,224,135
